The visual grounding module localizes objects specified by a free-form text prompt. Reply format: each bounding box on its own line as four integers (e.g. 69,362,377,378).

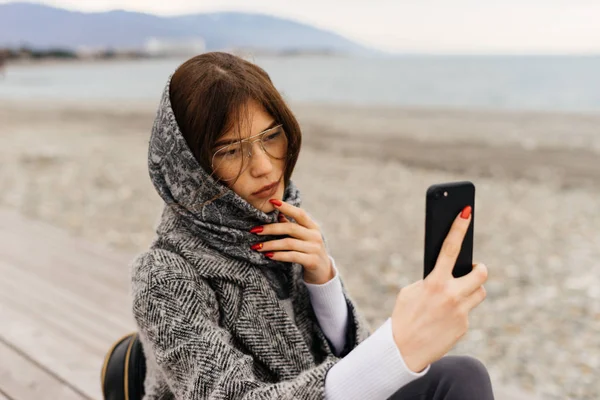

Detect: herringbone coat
132,206,370,399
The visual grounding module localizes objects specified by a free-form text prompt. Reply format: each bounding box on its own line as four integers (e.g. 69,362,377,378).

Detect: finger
266,250,315,267
253,221,313,241
269,199,319,230
456,263,488,296
462,285,487,311
431,206,472,278
252,237,313,254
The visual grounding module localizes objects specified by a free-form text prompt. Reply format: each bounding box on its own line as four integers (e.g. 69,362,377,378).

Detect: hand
249,199,333,284
391,207,488,373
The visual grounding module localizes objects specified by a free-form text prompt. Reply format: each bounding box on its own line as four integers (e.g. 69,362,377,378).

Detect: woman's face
214,101,286,213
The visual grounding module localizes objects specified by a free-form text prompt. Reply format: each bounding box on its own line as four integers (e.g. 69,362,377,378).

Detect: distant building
144,37,206,57
76,46,109,59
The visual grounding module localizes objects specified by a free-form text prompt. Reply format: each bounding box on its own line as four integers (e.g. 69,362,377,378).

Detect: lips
253,181,278,195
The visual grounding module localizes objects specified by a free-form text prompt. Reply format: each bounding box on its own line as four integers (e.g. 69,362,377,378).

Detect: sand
1,99,599,399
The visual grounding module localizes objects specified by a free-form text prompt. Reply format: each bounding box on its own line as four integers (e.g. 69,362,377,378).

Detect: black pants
389,356,495,400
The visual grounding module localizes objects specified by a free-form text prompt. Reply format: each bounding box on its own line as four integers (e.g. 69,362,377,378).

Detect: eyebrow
214,121,278,148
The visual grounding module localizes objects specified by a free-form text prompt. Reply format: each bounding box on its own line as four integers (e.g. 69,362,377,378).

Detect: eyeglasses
211,124,288,181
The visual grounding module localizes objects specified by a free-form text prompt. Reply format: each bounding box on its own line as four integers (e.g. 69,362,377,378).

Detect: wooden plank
0,339,88,400
0,220,131,290
0,210,135,318
0,261,134,354
0,259,134,340
0,209,135,300
0,209,138,400
0,295,109,399
0,241,133,319
0,208,135,267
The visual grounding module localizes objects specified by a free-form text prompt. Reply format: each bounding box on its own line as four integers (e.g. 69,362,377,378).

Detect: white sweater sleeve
324,318,431,400
304,257,430,399
303,256,349,355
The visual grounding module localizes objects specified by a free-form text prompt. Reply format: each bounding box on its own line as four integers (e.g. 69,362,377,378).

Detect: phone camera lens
433,191,442,200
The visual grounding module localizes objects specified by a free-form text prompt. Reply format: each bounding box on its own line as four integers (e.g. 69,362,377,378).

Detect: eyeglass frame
210,124,287,179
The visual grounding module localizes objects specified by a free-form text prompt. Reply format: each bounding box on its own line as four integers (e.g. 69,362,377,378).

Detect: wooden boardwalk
0,208,537,400
0,208,136,400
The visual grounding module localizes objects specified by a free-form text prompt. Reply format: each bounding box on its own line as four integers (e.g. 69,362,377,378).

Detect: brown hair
169,52,301,188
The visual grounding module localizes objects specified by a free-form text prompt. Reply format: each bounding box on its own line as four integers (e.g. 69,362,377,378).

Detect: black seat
101,332,147,400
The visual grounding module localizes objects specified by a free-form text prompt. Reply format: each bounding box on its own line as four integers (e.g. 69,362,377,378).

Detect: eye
215,144,243,158
224,148,240,156
264,131,281,142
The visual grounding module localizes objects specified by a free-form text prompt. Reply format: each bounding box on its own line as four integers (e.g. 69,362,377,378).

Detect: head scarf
147,77,301,298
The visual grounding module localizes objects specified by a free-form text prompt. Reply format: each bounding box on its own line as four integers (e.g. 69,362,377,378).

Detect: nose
248,141,273,177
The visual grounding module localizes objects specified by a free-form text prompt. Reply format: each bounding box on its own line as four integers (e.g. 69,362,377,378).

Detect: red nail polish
251,243,263,250
265,252,274,258
250,226,264,234
460,206,472,219
269,199,282,207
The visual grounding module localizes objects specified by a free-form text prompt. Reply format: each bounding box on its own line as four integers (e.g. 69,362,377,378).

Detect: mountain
0,2,373,55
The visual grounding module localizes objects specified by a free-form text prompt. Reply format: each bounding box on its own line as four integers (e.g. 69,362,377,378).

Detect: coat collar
155,220,333,378
231,263,329,379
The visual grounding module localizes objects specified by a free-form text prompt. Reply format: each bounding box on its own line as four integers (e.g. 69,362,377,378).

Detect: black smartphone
424,181,475,279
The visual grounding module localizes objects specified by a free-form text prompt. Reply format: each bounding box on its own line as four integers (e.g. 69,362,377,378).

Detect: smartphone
424,181,475,279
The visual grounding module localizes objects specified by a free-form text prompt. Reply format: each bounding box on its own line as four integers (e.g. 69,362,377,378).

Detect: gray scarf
147,78,300,299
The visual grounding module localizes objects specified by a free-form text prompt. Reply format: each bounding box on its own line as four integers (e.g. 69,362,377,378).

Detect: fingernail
460,206,472,219
265,252,274,258
269,199,282,207
250,226,264,234
251,243,263,250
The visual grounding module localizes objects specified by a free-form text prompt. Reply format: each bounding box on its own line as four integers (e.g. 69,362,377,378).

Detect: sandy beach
1,99,599,399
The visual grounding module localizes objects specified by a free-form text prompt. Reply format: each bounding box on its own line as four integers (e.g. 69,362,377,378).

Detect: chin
253,201,275,213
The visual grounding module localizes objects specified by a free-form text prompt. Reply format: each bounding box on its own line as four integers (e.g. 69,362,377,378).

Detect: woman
132,52,494,399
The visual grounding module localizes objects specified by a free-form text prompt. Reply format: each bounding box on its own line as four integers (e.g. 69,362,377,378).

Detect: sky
3,0,600,54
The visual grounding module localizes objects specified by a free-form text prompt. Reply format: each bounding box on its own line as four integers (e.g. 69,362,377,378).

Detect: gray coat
131,78,371,399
